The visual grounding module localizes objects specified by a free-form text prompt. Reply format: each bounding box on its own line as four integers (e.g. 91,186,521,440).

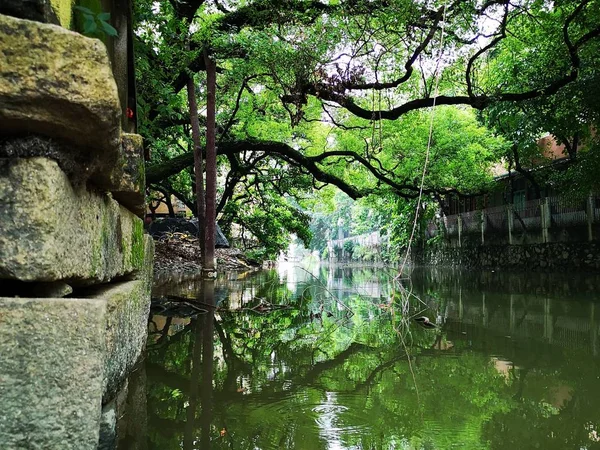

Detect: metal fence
461,210,481,234
548,196,587,228
485,205,507,233
512,198,543,232
434,194,600,241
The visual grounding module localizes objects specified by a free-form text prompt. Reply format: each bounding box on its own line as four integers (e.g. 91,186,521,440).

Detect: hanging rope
397,3,448,278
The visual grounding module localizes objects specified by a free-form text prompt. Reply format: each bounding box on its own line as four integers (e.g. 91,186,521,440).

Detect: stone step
0,157,145,285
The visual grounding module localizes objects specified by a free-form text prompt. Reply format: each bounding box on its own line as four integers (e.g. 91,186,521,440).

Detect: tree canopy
134,0,600,257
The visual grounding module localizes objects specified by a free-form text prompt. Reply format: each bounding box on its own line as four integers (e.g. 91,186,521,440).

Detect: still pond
119,265,600,449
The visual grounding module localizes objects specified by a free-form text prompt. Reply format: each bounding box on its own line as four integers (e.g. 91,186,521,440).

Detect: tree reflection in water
130,267,600,450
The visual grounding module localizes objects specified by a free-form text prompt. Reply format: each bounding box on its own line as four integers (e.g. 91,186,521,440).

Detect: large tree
134,0,600,256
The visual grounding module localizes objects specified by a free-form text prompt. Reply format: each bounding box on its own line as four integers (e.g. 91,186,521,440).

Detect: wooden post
507,205,513,245
457,214,462,248
187,75,205,263
586,194,594,242
540,198,546,243
203,49,217,273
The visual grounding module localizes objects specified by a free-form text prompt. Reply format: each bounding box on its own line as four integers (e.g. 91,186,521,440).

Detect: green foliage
144,267,600,449
73,5,117,38
343,240,354,256
133,0,600,258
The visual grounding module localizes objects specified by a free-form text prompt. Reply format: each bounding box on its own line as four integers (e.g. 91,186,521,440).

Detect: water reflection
122,267,600,450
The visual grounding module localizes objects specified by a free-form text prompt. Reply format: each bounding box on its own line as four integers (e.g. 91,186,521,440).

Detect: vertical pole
458,286,463,320
187,76,205,263
544,298,553,343
507,205,513,245
482,292,488,327
509,294,515,333
480,210,485,246
542,197,550,243
457,214,462,248
586,194,594,242
591,302,597,357
204,49,217,273
540,198,545,243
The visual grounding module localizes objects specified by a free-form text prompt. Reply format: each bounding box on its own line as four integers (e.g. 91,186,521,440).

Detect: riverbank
153,233,260,275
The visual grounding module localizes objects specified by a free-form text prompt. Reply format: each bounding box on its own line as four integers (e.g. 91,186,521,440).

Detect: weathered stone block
94,234,154,398
0,157,145,285
0,14,122,177
109,133,146,216
0,297,107,449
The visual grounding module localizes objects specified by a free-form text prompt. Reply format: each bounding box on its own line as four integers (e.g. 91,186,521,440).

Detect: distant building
146,193,191,219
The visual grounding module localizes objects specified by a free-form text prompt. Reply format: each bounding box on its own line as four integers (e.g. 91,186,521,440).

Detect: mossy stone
110,133,146,216
0,157,144,285
0,297,106,449
0,14,122,174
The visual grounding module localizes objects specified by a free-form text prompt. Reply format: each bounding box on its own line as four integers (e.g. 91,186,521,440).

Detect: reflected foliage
138,268,600,450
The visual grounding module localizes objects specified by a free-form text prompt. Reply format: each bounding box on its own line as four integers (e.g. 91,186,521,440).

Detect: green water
121,266,600,450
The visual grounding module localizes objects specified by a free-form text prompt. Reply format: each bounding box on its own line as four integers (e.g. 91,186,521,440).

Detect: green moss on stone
131,219,144,269
51,0,74,28
135,160,145,192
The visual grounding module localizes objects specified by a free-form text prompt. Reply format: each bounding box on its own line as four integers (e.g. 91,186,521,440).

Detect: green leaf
97,12,111,21
83,18,97,35
73,5,94,15
100,20,118,37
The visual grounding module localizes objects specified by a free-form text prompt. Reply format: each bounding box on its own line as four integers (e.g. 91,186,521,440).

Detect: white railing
330,230,381,249
434,194,599,244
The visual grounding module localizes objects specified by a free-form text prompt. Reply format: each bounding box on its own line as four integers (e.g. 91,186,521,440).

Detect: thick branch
147,138,485,200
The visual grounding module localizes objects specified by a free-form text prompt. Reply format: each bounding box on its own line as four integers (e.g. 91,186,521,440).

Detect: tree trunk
204,49,217,270
187,75,206,263
164,192,175,217
511,143,542,199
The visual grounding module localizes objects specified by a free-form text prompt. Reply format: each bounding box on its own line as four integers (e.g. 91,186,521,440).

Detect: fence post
541,197,550,243
457,213,462,248
586,194,594,242
480,210,486,246
507,204,513,245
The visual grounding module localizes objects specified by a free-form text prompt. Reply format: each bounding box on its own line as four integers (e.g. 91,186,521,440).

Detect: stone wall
0,9,152,450
415,241,600,271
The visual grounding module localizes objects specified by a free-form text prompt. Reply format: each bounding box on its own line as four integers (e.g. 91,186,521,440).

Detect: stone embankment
0,10,153,449
416,242,600,271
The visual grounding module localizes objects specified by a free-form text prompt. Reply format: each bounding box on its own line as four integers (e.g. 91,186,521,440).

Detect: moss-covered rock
0,14,122,174
109,133,146,216
0,235,154,446
0,157,144,285
50,0,73,28
78,235,154,399
0,296,106,449
101,235,153,399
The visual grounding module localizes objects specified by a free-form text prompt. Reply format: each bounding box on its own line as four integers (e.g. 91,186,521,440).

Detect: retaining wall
414,242,600,271
0,8,152,449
